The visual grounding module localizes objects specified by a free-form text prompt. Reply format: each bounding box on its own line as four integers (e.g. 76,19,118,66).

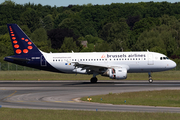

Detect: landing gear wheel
149,79,153,83
148,72,153,83
90,77,98,83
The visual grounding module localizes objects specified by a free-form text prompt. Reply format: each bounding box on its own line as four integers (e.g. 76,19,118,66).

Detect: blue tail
4,24,60,72
7,24,41,55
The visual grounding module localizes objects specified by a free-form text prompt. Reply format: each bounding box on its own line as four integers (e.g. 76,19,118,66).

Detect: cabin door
148,54,154,65
41,55,47,66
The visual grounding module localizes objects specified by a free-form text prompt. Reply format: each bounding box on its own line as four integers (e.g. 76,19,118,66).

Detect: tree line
0,0,180,65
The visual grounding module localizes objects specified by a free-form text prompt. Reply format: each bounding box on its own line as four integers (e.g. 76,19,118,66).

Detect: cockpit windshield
160,57,169,60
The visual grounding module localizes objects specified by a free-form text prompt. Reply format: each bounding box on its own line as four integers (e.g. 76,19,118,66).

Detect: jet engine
103,68,127,80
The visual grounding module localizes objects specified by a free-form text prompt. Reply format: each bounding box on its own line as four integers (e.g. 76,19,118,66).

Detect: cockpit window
160,57,169,60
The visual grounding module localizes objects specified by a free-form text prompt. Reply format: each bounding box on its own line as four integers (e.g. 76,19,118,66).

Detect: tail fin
7,24,42,55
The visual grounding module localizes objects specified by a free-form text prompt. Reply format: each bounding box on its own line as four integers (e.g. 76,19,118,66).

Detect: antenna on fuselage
147,49,149,52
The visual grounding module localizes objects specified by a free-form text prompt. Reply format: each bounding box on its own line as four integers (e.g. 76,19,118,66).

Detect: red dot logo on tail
28,46,33,50
23,49,28,53
16,49,22,54
14,44,19,49
25,39,28,42
13,40,17,44
28,42,32,45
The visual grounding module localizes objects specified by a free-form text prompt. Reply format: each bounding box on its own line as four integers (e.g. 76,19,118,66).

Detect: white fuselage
42,51,176,74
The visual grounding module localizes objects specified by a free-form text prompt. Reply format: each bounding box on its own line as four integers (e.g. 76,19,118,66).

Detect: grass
0,108,180,120
81,90,180,107
0,70,179,81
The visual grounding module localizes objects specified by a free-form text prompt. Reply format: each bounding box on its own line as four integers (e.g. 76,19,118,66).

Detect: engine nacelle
108,68,127,80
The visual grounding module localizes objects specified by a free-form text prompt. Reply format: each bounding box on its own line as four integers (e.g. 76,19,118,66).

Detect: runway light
124,100,126,103
0,105,1,108
96,109,98,111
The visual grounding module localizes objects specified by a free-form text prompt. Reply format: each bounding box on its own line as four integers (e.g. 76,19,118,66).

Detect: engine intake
107,68,127,80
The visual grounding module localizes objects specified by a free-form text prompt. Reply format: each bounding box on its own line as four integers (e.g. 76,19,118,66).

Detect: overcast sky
0,0,178,7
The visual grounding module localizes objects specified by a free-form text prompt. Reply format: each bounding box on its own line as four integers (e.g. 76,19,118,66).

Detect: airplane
4,24,177,83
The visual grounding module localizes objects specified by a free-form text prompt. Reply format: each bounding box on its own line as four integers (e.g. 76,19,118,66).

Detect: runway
0,80,180,112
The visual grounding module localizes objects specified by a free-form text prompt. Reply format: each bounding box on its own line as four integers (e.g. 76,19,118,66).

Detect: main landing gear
90,77,98,83
148,72,153,83
90,72,98,83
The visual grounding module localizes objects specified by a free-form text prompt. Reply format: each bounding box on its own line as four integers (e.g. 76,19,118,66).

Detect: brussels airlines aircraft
4,24,177,83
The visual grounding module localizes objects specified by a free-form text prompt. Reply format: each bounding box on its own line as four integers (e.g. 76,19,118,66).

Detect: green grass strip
0,108,180,120
81,90,180,107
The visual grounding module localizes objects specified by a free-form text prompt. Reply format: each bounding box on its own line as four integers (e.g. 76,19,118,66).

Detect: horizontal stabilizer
5,56,30,61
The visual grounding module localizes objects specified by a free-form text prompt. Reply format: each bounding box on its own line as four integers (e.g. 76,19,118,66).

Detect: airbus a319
4,24,177,83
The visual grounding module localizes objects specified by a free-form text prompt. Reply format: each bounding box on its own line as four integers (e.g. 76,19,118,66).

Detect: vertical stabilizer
7,24,42,55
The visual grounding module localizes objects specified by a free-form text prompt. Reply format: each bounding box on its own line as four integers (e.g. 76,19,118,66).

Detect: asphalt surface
0,80,180,112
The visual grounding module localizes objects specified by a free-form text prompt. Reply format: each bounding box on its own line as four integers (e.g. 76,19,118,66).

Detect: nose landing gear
148,72,153,83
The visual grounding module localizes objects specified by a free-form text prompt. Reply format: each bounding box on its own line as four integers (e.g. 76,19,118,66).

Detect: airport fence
0,62,38,71
0,62,180,71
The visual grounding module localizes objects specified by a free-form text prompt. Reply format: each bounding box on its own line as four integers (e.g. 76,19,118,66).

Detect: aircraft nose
171,60,176,69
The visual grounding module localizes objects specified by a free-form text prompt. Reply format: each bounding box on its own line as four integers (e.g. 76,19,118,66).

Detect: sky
0,0,178,7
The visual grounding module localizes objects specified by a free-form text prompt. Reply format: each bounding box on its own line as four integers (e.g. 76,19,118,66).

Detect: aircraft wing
73,62,129,73
74,62,109,68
